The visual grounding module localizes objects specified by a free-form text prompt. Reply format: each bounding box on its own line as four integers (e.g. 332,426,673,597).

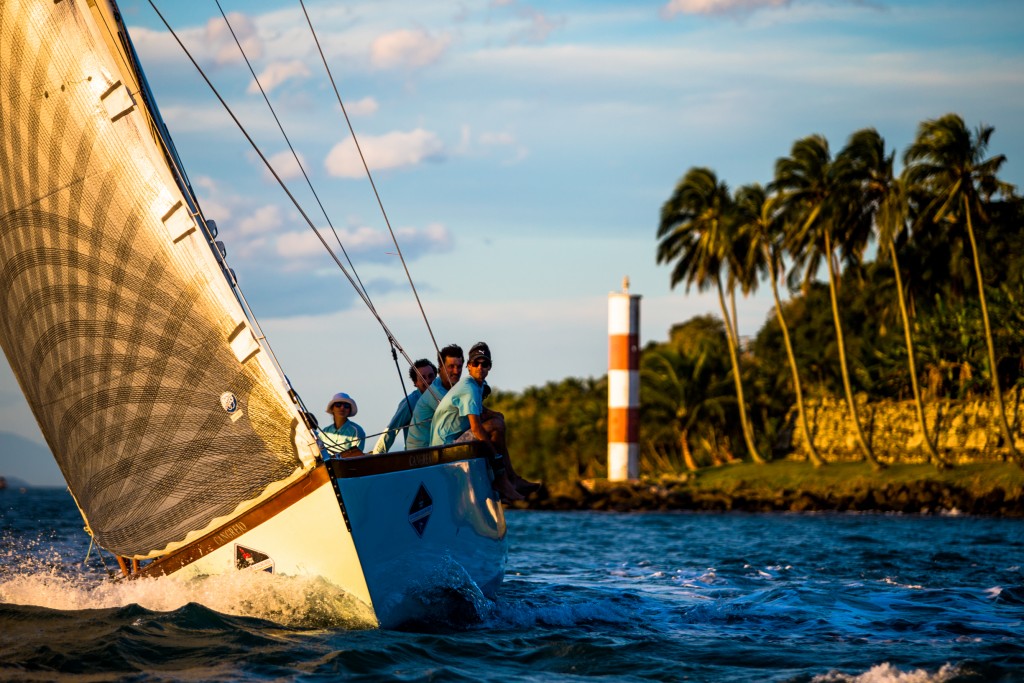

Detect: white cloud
324,129,444,178
264,150,308,182
275,230,325,261
249,60,311,94
499,2,566,45
477,130,529,165
344,97,380,117
239,205,284,236
661,0,792,18
158,104,233,133
479,131,516,146
370,28,451,70
516,10,564,44
192,176,234,228
204,12,263,65
393,222,454,256
451,125,529,165
273,222,452,267
486,0,566,44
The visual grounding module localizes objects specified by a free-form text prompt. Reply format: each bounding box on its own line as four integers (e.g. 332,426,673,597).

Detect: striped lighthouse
608,277,640,481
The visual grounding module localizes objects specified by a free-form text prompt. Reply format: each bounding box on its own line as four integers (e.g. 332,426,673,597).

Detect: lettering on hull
212,521,249,548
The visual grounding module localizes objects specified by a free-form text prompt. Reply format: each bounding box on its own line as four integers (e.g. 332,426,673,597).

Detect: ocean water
1,488,1022,682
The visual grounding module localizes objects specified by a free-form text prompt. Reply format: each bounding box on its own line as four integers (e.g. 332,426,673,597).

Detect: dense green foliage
492,114,1023,482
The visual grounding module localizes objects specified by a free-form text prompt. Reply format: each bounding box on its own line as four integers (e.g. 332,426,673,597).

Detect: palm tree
733,183,824,467
773,135,883,468
841,128,949,469
641,343,732,470
657,167,766,464
904,114,1021,464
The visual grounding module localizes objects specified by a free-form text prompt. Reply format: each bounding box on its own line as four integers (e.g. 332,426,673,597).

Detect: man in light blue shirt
405,344,464,449
429,342,536,501
321,392,365,457
430,369,484,446
371,359,437,454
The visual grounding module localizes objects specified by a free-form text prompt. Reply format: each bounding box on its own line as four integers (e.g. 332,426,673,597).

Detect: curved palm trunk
716,277,765,463
680,428,699,471
964,197,1022,464
888,240,948,469
823,231,883,468
766,249,823,467
729,286,740,347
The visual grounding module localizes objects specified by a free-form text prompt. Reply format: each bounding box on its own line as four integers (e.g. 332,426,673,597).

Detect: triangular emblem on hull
235,544,274,573
408,483,433,537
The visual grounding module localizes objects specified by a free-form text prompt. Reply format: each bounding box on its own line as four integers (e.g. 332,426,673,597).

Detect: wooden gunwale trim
134,465,331,579
328,441,490,478
133,442,490,579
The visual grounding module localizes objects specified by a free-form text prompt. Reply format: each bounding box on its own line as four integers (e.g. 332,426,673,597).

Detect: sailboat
0,0,507,628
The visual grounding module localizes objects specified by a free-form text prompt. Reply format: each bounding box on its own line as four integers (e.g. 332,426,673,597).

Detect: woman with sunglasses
321,392,365,457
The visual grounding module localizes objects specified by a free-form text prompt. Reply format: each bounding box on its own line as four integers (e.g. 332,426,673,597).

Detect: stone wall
786,392,1024,464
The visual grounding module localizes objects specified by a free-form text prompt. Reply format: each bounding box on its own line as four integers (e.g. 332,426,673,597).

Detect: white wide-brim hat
326,392,358,416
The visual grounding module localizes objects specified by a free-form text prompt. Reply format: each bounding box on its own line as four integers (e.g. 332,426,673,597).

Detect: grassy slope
525,459,1024,513
672,460,1024,497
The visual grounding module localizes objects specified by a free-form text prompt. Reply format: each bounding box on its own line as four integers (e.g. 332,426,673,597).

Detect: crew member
430,342,538,500
371,359,438,454
405,344,463,449
321,392,365,457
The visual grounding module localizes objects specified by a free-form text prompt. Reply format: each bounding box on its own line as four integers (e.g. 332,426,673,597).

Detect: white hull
139,445,506,629
338,454,508,627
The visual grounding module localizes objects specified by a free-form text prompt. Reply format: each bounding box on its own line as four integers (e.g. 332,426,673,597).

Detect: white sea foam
812,662,963,683
0,566,376,629
881,576,924,590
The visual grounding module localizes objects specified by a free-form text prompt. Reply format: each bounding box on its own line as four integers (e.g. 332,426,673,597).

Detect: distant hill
0,432,63,487
0,475,30,489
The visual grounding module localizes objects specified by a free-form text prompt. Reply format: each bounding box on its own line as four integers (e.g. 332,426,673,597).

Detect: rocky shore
509,461,1024,516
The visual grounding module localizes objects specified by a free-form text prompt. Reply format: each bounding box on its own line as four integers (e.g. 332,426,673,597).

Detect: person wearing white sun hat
321,392,365,457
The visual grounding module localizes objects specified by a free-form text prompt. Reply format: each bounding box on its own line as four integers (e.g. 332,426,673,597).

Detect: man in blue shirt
430,342,537,501
371,358,438,454
321,392,365,457
405,344,463,449
430,364,484,447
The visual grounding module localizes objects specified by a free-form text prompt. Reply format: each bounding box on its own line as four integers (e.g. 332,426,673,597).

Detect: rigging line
390,342,416,420
299,0,441,361
213,0,375,312
146,0,372,313
145,1,424,372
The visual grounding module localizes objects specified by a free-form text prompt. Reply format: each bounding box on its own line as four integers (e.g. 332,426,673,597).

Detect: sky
2,0,1024,483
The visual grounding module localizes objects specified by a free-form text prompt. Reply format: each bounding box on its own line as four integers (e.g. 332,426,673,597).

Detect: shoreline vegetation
510,461,1024,516
493,113,1024,514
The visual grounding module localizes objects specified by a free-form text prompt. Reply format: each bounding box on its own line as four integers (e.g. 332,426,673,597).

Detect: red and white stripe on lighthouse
608,277,640,481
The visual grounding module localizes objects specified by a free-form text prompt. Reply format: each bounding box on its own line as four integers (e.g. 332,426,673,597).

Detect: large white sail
0,0,320,559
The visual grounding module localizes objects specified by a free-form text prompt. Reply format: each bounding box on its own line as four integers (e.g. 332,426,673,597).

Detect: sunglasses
470,359,491,368
333,403,352,410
